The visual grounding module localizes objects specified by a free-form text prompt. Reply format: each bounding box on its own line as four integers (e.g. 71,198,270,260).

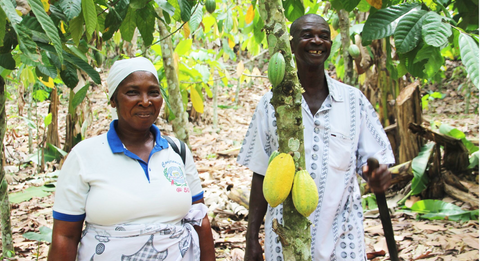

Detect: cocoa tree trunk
0,76,14,257
258,1,311,260
156,11,190,146
46,87,60,148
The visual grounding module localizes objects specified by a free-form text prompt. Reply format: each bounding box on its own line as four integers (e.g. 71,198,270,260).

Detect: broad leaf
23,226,52,243
155,0,175,16
119,7,136,42
190,87,204,113
458,32,479,89
283,0,305,21
60,62,79,88
399,43,427,78
28,0,63,64
189,3,203,33
408,199,479,221
422,12,452,47
362,3,420,43
394,9,427,54
469,151,479,169
178,0,192,22
0,0,22,25
72,83,89,109
439,123,479,154
58,0,81,21
136,5,155,46
0,7,6,46
414,45,444,78
82,0,97,39
411,143,434,195
103,6,123,41
365,0,382,10
9,185,56,203
0,53,16,70
175,39,192,56
69,13,84,45
253,7,264,44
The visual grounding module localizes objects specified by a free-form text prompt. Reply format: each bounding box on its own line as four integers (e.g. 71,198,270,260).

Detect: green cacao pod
331,15,339,31
205,0,216,14
263,153,295,207
292,170,319,217
348,45,361,59
268,150,280,165
94,51,104,67
267,52,286,88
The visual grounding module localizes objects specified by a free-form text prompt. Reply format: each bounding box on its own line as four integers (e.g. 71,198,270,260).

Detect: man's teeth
309,50,322,54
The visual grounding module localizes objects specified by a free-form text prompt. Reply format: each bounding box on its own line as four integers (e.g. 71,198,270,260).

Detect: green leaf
44,113,52,127
47,143,68,157
28,0,64,64
411,143,434,195
408,199,478,221
362,3,420,43
458,32,479,89
33,89,49,102
72,83,89,109
339,0,361,12
253,7,264,44
469,151,479,169
69,13,84,45
0,53,16,70
135,5,155,46
155,0,175,16
60,62,79,88
119,7,136,42
189,3,203,33
175,39,192,56
283,0,305,22
178,0,192,22
82,0,97,39
102,7,122,41
422,12,452,47
168,0,182,22
0,7,6,47
23,226,52,243
394,10,428,54
9,185,56,203
0,0,22,25
414,45,444,78
58,0,81,21
439,123,479,154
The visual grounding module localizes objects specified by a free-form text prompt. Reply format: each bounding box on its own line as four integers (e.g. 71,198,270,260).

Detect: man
237,14,395,260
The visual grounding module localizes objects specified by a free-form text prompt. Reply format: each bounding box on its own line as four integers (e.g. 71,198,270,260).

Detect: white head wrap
107,57,159,100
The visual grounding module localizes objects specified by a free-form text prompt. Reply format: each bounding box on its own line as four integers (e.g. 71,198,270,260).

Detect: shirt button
314,127,320,134
312,154,318,160
314,120,320,126
311,163,317,170
310,172,316,179
314,136,319,142
313,145,319,151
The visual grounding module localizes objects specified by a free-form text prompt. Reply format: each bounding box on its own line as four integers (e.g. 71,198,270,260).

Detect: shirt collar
325,72,344,102
107,120,169,154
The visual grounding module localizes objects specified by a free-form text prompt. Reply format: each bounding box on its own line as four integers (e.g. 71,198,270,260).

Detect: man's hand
363,158,391,194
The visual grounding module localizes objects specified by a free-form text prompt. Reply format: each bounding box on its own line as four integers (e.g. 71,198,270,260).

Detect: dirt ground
1,61,478,260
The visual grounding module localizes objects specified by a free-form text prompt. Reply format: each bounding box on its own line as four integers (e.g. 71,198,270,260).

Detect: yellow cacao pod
292,170,319,217
263,153,295,207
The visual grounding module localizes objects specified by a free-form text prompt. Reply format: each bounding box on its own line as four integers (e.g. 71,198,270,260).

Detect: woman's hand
47,219,84,261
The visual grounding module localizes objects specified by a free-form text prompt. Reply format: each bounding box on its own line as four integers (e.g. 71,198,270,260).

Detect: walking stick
367,158,399,261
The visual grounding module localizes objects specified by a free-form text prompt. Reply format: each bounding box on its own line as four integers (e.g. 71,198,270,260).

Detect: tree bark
0,76,14,257
258,1,311,260
395,81,423,163
338,9,354,86
46,87,61,148
156,11,191,147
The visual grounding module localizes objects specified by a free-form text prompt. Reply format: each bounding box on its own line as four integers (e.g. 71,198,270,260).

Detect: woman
48,57,215,261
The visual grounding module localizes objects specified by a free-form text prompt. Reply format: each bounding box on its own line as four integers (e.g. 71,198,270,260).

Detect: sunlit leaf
44,113,52,127
189,3,203,33
245,5,254,24
394,10,427,54
407,199,479,221
58,0,81,21
119,7,136,42
82,0,97,39
411,143,434,195
366,0,382,9
23,226,52,243
236,61,244,78
175,39,193,56
155,0,175,16
458,32,479,89
39,76,55,88
182,22,191,38
422,12,452,48
469,151,479,169
283,0,305,21
9,185,56,203
190,86,204,113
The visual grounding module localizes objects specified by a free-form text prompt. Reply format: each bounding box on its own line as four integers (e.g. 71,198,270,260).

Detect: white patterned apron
77,204,208,261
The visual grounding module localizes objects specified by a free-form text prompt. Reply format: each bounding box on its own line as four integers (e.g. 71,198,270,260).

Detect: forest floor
1,60,479,260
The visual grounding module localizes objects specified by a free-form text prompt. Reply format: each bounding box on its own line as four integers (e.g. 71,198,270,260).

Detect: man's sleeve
356,93,396,173
237,94,277,176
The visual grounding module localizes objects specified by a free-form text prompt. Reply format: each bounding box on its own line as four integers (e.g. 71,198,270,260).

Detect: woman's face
111,71,163,133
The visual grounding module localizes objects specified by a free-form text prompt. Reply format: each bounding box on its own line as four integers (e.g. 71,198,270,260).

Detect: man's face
290,15,332,68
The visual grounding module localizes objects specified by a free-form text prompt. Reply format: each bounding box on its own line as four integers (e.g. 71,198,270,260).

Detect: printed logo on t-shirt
163,161,187,187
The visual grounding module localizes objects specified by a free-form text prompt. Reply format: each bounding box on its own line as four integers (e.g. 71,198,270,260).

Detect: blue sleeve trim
53,210,86,222
192,191,204,202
